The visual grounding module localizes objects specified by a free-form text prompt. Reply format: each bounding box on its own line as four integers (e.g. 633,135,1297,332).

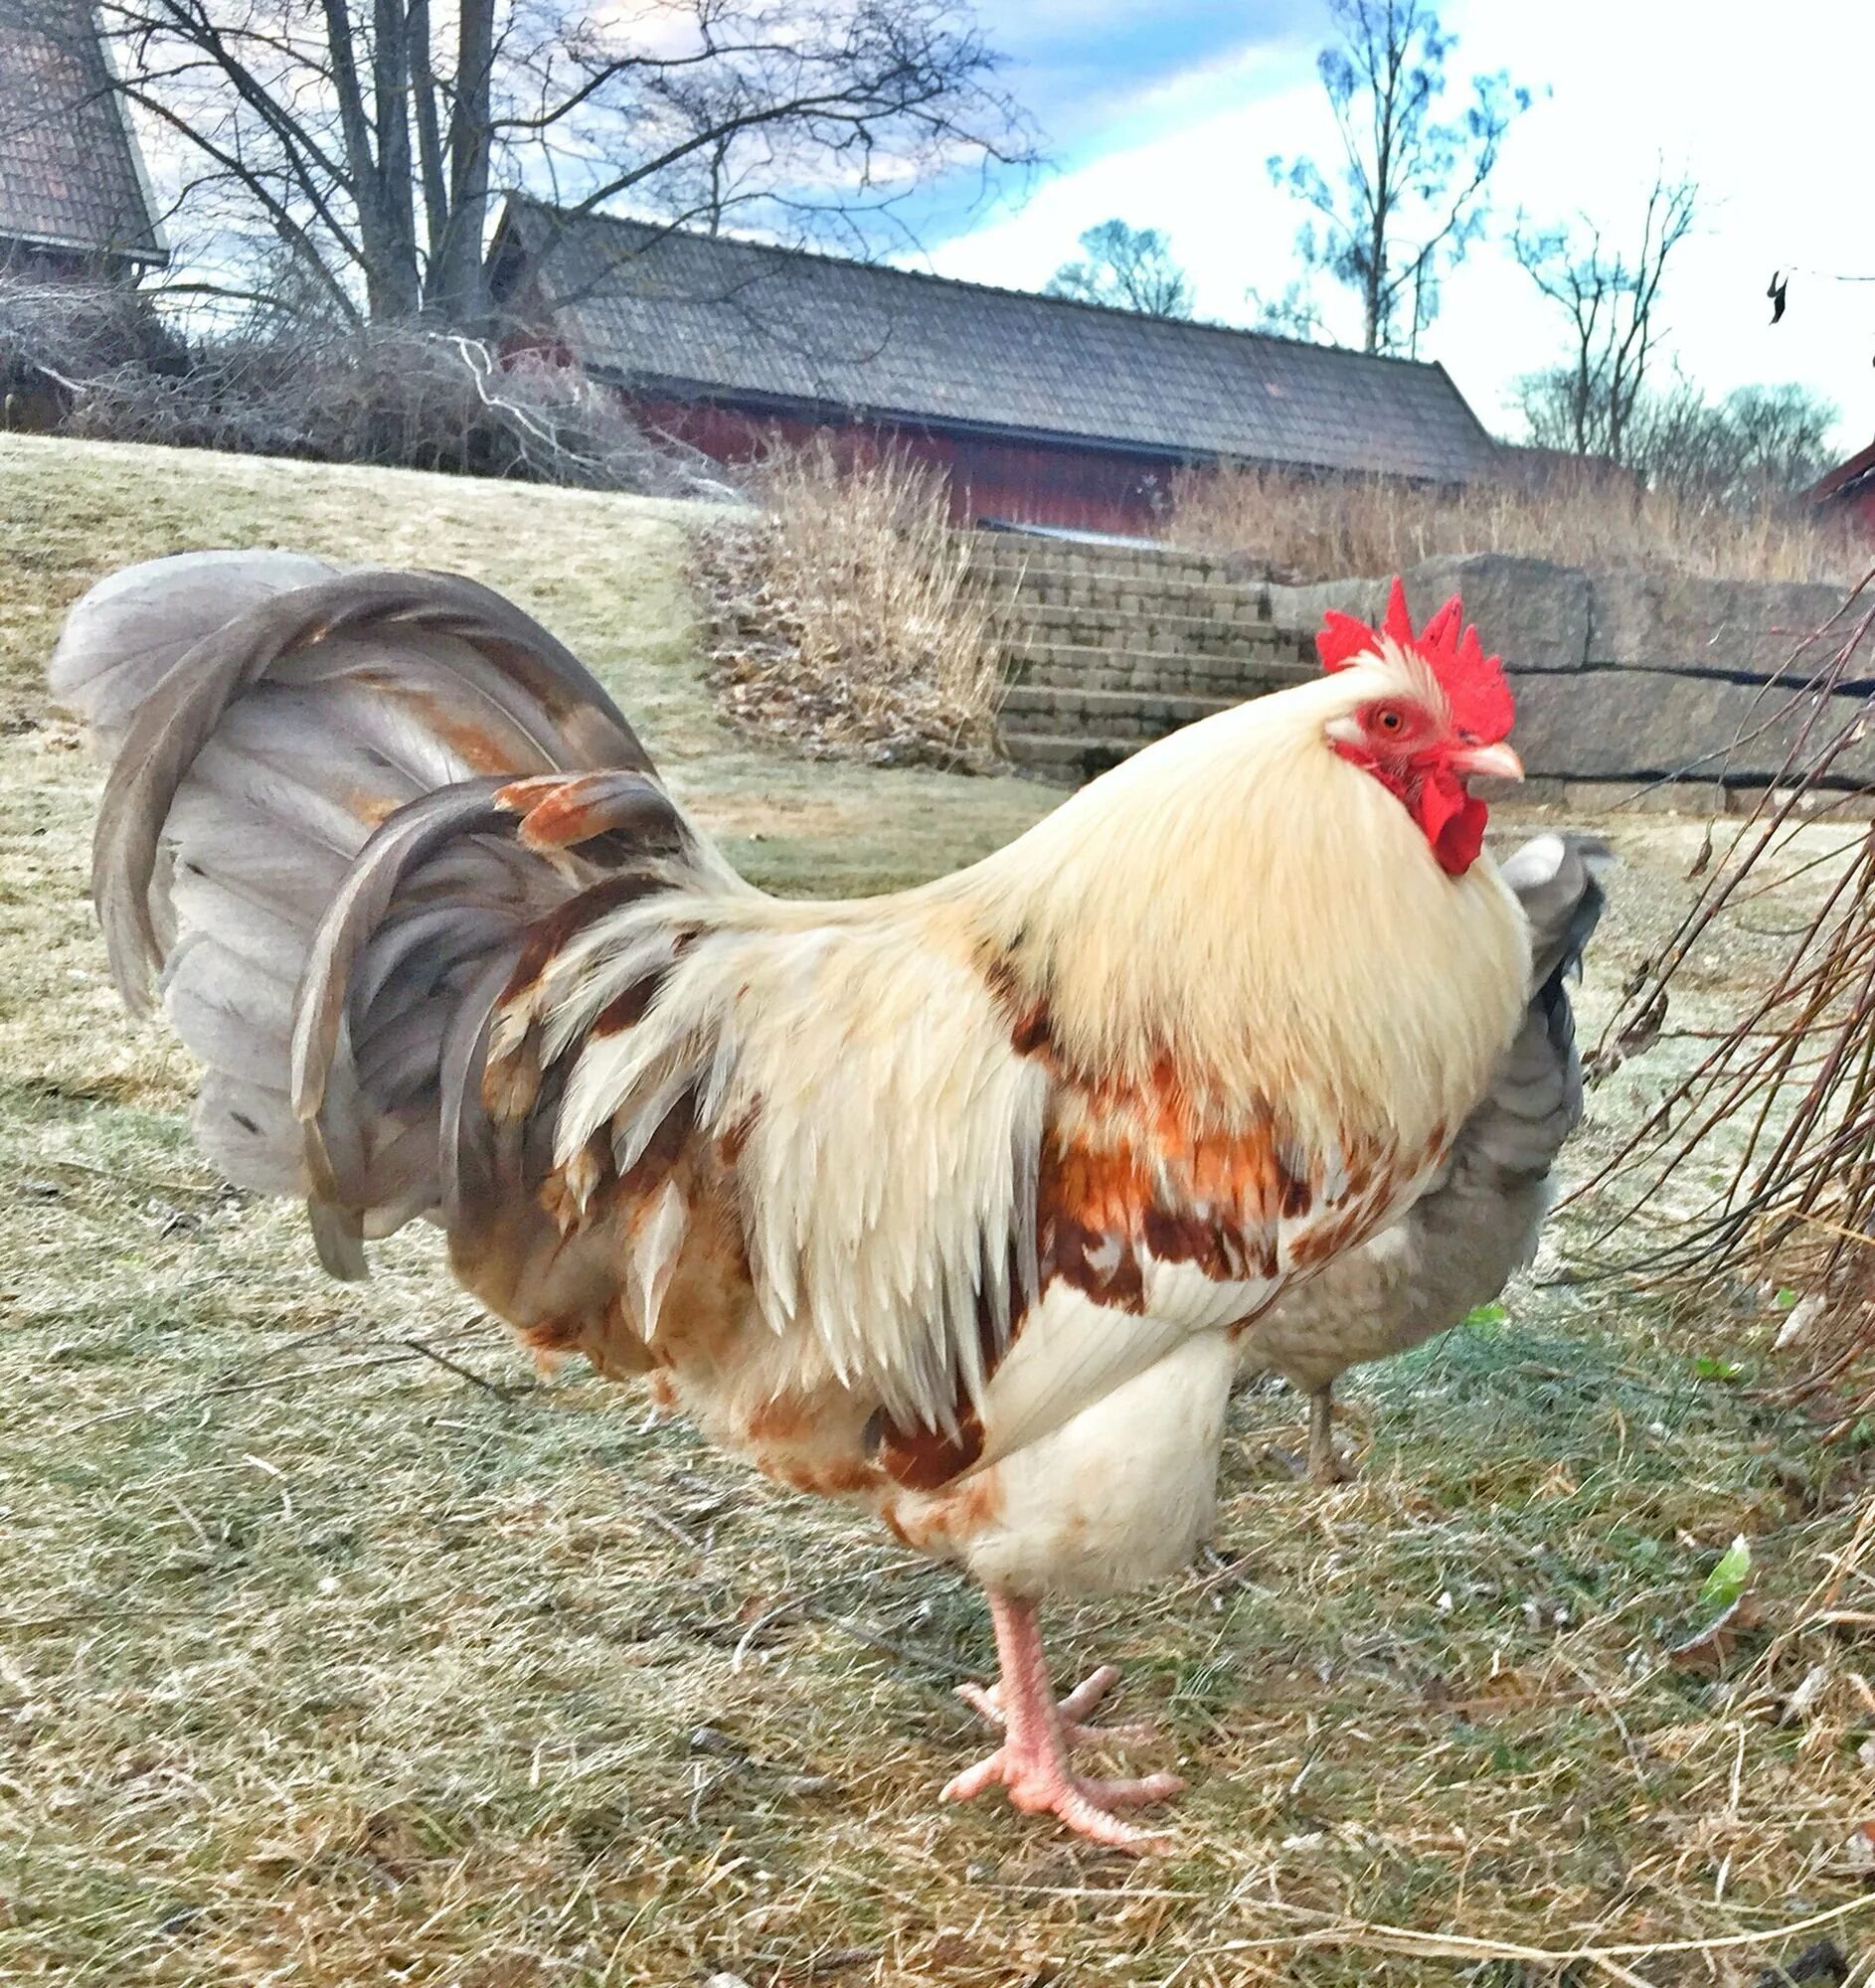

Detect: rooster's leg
1307,1385,1352,1485
955,1663,1159,1747
941,1589,1183,1850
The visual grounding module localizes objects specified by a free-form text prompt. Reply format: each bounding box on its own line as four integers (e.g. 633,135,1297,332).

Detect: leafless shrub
0,278,178,417
690,437,1005,770
1170,458,1863,585
1582,575,1875,1413
73,327,732,495
3,290,730,496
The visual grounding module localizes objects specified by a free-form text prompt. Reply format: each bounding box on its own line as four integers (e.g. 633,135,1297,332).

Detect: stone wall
979,534,1865,804
1268,554,1867,809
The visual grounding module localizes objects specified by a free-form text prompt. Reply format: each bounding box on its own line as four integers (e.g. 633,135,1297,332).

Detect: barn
487,194,1501,534
0,0,168,280
1813,436,1875,538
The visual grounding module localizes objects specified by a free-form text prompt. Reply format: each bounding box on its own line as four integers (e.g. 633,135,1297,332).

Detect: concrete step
979,572,1278,619
998,607,1305,661
1000,731,1141,783
1009,641,1317,698
1000,684,1240,740
968,540,1269,590
969,545,1269,588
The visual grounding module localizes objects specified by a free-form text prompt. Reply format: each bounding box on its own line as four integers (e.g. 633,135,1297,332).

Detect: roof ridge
495,189,1454,376
1812,434,1875,504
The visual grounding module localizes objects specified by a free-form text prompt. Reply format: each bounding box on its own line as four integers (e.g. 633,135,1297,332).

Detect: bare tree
1619,378,1838,501
1245,280,1325,343
90,0,1036,332
1513,172,1698,467
1268,0,1529,356
1044,219,1193,318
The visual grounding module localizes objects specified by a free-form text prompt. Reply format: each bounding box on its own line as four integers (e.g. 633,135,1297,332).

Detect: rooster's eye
1374,707,1404,734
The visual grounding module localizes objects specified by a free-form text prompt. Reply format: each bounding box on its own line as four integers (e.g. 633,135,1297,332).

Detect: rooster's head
1314,578,1520,878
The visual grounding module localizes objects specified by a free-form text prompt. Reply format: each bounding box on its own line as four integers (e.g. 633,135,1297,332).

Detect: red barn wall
1809,438,1875,542
632,395,1186,535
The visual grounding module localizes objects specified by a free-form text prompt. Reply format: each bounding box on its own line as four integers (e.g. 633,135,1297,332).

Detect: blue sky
907,0,1875,454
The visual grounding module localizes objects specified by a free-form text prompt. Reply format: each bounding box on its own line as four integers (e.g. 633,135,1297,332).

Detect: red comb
1316,577,1514,745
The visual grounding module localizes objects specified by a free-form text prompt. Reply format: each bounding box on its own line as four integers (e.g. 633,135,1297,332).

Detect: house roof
0,0,167,265
1812,435,1875,509
492,196,1500,484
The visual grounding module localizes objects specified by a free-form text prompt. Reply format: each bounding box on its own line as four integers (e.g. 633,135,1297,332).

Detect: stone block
1558,778,1727,817
1268,554,1591,673
1585,572,1851,679
1509,666,1875,786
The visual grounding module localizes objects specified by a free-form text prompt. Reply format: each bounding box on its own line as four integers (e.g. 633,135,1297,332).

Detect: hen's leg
941,1589,1182,1850
1307,1384,1352,1485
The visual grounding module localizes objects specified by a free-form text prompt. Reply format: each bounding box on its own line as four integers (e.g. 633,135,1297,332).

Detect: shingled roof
0,0,166,265
492,196,1499,484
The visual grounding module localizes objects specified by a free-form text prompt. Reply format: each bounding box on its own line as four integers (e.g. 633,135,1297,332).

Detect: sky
905,0,1875,454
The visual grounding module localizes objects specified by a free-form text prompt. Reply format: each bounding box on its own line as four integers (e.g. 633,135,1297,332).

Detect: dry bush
691,436,1005,771
2,285,728,497
1170,459,1864,585
0,277,180,418
1584,580,1875,1411
64,325,732,496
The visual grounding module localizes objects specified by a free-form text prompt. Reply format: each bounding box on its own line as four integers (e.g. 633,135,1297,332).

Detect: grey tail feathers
1500,830,1610,1010
50,553,700,1278
1449,829,1611,1203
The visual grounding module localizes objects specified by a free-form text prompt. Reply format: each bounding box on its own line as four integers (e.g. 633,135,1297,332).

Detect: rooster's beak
1451,741,1523,782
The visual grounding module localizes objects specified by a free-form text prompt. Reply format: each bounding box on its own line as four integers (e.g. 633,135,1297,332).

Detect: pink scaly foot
956,1663,1162,1750
941,1589,1184,1852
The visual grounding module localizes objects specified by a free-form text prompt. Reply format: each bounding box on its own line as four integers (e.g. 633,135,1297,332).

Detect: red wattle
1416,775,1487,876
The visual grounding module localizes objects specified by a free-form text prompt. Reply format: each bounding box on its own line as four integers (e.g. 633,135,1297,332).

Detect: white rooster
55,562,1533,1846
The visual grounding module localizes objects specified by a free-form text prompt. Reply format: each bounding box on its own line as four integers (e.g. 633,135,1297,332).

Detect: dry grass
690,440,1005,771
1170,462,1866,586
4,433,1875,1985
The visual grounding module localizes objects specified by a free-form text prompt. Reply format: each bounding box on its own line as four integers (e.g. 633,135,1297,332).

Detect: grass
4,433,1875,1985
1169,462,1867,586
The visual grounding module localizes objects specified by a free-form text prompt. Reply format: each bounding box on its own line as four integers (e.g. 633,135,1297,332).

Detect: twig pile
690,438,1006,772
1,277,727,496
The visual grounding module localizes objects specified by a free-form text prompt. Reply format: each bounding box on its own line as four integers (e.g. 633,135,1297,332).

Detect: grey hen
1233,832,1608,1482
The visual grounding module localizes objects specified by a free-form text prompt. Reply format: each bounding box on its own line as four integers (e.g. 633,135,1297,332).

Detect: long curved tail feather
50,554,707,1276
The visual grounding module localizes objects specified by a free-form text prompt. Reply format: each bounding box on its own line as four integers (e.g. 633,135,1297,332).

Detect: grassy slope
2,435,1872,1987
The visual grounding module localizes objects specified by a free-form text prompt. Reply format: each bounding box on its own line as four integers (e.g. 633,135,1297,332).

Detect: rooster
53,557,1530,1849
1237,832,1607,1482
